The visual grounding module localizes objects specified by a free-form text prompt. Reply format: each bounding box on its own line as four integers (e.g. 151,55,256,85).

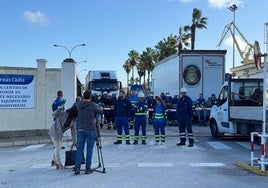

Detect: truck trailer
85,70,121,97
152,50,226,100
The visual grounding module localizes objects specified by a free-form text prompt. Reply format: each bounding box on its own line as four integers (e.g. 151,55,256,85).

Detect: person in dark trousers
153,97,167,144
74,90,103,175
114,91,132,145
128,90,138,129
147,94,156,125
196,93,207,126
176,88,194,147
133,92,148,145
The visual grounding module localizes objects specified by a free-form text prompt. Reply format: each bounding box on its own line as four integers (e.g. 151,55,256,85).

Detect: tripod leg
93,139,105,173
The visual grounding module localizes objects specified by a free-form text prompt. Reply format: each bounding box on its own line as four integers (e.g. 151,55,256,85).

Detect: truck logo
205,59,222,68
183,65,201,86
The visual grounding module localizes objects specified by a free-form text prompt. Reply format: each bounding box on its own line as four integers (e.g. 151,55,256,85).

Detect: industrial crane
217,21,254,64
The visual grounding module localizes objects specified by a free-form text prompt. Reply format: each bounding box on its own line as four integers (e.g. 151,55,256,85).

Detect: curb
0,139,52,148
236,161,268,176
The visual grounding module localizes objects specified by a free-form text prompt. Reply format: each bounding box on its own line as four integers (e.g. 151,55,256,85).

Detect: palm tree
128,50,140,80
140,47,155,88
155,34,178,61
184,8,208,50
136,62,145,86
123,59,131,88
178,26,191,50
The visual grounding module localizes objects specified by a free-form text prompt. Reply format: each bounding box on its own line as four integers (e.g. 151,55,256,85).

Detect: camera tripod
93,123,106,173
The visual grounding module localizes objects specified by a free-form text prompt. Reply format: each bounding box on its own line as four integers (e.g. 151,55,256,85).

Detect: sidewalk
0,123,211,147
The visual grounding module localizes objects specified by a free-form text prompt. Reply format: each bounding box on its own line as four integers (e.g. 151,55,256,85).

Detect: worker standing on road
133,92,148,145
106,93,116,129
128,90,138,129
147,94,156,125
176,88,194,147
196,93,207,126
153,97,167,144
114,91,132,145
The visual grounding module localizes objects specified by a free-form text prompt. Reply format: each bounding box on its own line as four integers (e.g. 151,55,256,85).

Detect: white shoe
160,141,165,145
154,141,159,145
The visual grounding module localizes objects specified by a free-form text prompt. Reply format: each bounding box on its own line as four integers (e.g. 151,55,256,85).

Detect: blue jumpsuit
133,101,148,143
128,95,138,128
177,96,194,145
153,104,167,143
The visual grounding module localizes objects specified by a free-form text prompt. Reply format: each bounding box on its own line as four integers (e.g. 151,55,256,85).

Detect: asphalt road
0,124,267,188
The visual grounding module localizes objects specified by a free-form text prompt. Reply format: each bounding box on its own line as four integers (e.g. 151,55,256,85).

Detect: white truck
152,50,226,99
85,70,121,96
209,77,266,137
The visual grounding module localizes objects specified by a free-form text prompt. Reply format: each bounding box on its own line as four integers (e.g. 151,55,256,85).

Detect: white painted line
0,164,13,167
236,142,260,150
118,145,134,149
207,142,232,150
138,163,174,167
19,144,45,151
189,163,225,167
31,164,50,168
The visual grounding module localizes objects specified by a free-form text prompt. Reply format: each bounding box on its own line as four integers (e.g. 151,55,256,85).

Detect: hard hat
180,87,187,93
137,92,145,98
103,91,108,95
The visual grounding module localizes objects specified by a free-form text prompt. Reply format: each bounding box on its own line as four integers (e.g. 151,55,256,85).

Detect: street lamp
53,43,86,58
77,60,87,66
228,4,238,68
78,69,87,77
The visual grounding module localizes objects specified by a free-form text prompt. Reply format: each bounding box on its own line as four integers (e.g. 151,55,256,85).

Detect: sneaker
85,168,94,174
176,142,185,146
114,140,122,144
61,146,65,149
132,140,138,145
74,167,80,175
126,140,131,145
160,141,165,145
188,143,194,147
154,141,159,145
142,140,146,145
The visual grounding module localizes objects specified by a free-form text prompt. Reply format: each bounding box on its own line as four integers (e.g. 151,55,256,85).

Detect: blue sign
0,74,35,109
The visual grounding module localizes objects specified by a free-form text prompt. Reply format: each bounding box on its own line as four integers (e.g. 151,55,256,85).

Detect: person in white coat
48,106,77,169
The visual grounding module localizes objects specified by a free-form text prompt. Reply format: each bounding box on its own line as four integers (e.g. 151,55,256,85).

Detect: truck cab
209,78,265,138
86,71,122,97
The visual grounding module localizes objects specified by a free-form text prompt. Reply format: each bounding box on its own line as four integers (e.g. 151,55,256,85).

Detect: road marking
138,163,174,167
189,163,225,167
31,164,50,168
207,141,232,150
19,144,45,151
236,142,260,150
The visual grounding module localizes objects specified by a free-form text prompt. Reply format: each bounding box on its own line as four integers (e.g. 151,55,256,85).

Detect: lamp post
53,43,86,59
77,60,87,66
78,69,87,77
228,4,238,68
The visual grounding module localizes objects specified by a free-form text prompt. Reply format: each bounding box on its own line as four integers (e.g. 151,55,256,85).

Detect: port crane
217,21,254,64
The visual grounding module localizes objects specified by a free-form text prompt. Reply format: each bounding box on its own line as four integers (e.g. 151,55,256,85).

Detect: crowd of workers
48,88,218,173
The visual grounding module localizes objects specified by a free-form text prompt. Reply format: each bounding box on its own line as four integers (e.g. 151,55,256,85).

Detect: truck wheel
210,119,220,138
